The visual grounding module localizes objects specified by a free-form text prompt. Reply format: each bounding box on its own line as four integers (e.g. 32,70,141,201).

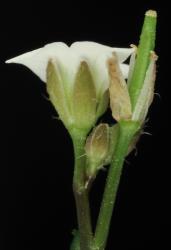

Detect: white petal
71,42,132,96
71,41,135,63
6,41,132,99
87,53,112,97
6,42,81,85
112,47,135,63
120,63,129,79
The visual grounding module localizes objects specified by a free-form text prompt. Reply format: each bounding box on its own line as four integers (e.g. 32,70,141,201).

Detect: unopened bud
85,123,110,178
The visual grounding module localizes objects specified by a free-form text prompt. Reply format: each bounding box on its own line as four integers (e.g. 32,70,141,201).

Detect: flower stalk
71,130,93,250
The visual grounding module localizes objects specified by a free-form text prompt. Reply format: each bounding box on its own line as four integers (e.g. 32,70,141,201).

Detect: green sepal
72,61,97,132
96,90,109,119
46,59,72,129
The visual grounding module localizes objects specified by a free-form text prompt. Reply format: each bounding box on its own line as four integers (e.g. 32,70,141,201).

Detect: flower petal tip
5,59,12,64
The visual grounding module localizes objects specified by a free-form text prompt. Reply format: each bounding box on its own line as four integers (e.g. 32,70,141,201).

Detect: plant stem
129,10,157,110
73,190,93,250
71,130,93,250
72,130,87,193
94,121,140,250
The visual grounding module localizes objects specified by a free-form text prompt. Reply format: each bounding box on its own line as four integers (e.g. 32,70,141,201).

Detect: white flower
6,42,133,78
6,42,134,134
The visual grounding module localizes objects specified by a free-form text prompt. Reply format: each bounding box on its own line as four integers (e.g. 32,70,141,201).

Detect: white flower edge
6,42,134,96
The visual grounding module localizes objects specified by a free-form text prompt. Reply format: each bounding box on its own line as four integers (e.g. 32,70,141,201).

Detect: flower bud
85,124,110,178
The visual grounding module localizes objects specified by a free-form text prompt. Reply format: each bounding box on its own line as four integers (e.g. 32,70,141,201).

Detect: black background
1,1,170,249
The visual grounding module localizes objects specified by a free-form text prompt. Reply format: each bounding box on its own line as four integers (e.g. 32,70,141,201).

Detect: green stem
71,129,93,250
94,121,140,250
72,130,87,193
129,10,157,110
70,230,80,250
73,190,93,250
